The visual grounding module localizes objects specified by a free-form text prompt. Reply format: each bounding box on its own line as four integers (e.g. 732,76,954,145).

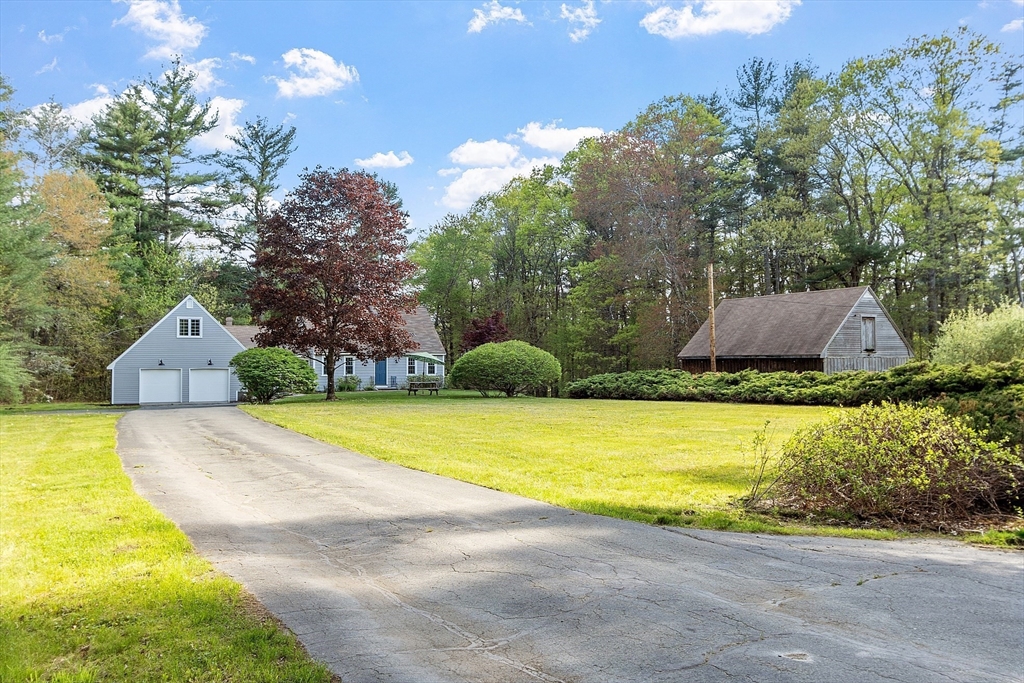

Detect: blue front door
375,360,387,386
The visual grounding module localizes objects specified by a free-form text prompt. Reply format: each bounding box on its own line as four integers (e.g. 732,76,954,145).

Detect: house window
178,317,202,337
862,316,876,352
407,357,416,375
345,357,354,375
427,362,436,375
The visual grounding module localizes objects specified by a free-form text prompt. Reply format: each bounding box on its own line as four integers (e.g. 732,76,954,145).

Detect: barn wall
680,357,824,374
826,292,911,358
110,297,245,404
824,356,909,374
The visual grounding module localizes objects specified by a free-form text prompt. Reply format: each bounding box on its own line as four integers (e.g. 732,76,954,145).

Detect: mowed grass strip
0,414,332,683
244,392,895,538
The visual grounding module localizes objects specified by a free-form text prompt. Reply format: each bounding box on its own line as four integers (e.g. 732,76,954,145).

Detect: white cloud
640,0,799,39
35,57,58,75
185,57,223,92
442,156,558,209
355,150,415,168
560,1,601,42
113,0,207,60
468,1,528,33
271,48,359,98
38,28,69,44
437,167,462,177
194,96,245,151
518,121,603,153
65,85,114,125
1002,17,1023,31
230,51,256,64
449,139,520,166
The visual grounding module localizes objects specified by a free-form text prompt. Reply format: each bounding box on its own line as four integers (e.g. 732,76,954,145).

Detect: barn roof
677,286,871,359
225,305,445,356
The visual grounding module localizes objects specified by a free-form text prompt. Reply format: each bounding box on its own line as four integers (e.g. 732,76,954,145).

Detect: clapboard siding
108,296,245,404
309,355,445,390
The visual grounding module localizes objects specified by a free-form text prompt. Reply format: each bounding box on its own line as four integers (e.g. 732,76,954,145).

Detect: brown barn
677,286,913,374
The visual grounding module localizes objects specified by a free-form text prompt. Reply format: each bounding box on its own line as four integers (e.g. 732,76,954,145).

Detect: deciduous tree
251,168,417,400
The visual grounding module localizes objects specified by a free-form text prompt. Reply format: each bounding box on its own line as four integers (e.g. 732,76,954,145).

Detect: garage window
178,317,202,337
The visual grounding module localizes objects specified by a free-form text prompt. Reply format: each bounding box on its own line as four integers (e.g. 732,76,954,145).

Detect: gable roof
678,286,872,359
225,324,259,349
402,305,445,356
225,305,446,357
106,295,246,370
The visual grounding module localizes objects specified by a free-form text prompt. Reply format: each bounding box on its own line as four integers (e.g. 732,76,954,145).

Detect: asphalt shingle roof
677,286,869,359
224,305,445,357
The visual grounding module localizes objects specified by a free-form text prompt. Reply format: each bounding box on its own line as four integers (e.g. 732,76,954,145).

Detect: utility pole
707,262,717,373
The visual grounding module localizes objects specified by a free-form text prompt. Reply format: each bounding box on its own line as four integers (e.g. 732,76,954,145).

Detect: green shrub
0,343,32,404
229,348,318,404
773,404,1023,528
336,376,361,392
449,341,560,397
566,361,1024,448
931,302,1024,365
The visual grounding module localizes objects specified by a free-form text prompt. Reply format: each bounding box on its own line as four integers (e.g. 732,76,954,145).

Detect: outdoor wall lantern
207,359,213,365
158,359,164,366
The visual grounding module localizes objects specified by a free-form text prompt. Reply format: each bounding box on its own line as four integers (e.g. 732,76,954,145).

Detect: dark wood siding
679,357,824,374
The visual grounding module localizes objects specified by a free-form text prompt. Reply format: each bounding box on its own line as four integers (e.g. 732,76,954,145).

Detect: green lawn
244,392,899,538
1,402,132,413
0,413,332,683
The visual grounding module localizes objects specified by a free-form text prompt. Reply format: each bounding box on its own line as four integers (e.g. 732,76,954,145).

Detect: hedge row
565,361,1024,447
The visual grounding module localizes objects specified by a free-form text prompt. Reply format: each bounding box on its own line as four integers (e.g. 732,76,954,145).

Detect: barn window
178,317,202,337
862,317,876,352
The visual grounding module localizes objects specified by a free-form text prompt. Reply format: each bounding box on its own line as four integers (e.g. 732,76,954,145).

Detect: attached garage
139,369,182,404
188,368,230,403
107,296,246,405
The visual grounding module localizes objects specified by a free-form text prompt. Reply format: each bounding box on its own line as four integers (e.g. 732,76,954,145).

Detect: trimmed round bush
774,403,1023,528
449,340,560,397
229,348,318,404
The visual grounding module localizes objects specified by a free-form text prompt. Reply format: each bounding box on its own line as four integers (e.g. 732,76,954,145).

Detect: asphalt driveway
116,406,1023,683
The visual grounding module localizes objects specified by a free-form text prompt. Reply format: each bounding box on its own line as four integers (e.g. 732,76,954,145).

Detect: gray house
107,295,246,404
108,296,448,404
677,286,913,374
225,305,446,391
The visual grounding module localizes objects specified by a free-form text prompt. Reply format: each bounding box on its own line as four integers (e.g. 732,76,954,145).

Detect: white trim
107,295,246,370
139,367,182,403
176,316,203,338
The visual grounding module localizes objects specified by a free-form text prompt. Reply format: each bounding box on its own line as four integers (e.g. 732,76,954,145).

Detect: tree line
0,60,297,401
412,28,1023,381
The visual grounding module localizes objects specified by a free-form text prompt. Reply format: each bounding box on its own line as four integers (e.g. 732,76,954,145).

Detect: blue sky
2,0,1022,234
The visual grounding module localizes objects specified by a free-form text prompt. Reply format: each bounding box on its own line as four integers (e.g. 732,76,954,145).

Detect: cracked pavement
116,406,1024,683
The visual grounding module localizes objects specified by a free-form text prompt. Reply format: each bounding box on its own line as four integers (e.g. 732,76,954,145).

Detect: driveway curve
116,406,1023,683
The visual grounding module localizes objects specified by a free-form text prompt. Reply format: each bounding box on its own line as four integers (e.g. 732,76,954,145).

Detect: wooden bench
407,380,441,396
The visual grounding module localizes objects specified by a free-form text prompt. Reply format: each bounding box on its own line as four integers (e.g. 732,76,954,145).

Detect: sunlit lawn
0,413,332,683
244,391,898,538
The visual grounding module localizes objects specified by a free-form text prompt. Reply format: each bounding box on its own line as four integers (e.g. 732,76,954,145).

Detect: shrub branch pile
767,404,1023,529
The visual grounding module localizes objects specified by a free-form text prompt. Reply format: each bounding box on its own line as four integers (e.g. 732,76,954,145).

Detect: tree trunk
324,348,336,400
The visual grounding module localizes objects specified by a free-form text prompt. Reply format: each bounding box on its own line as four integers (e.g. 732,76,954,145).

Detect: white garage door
139,369,182,404
189,369,230,403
